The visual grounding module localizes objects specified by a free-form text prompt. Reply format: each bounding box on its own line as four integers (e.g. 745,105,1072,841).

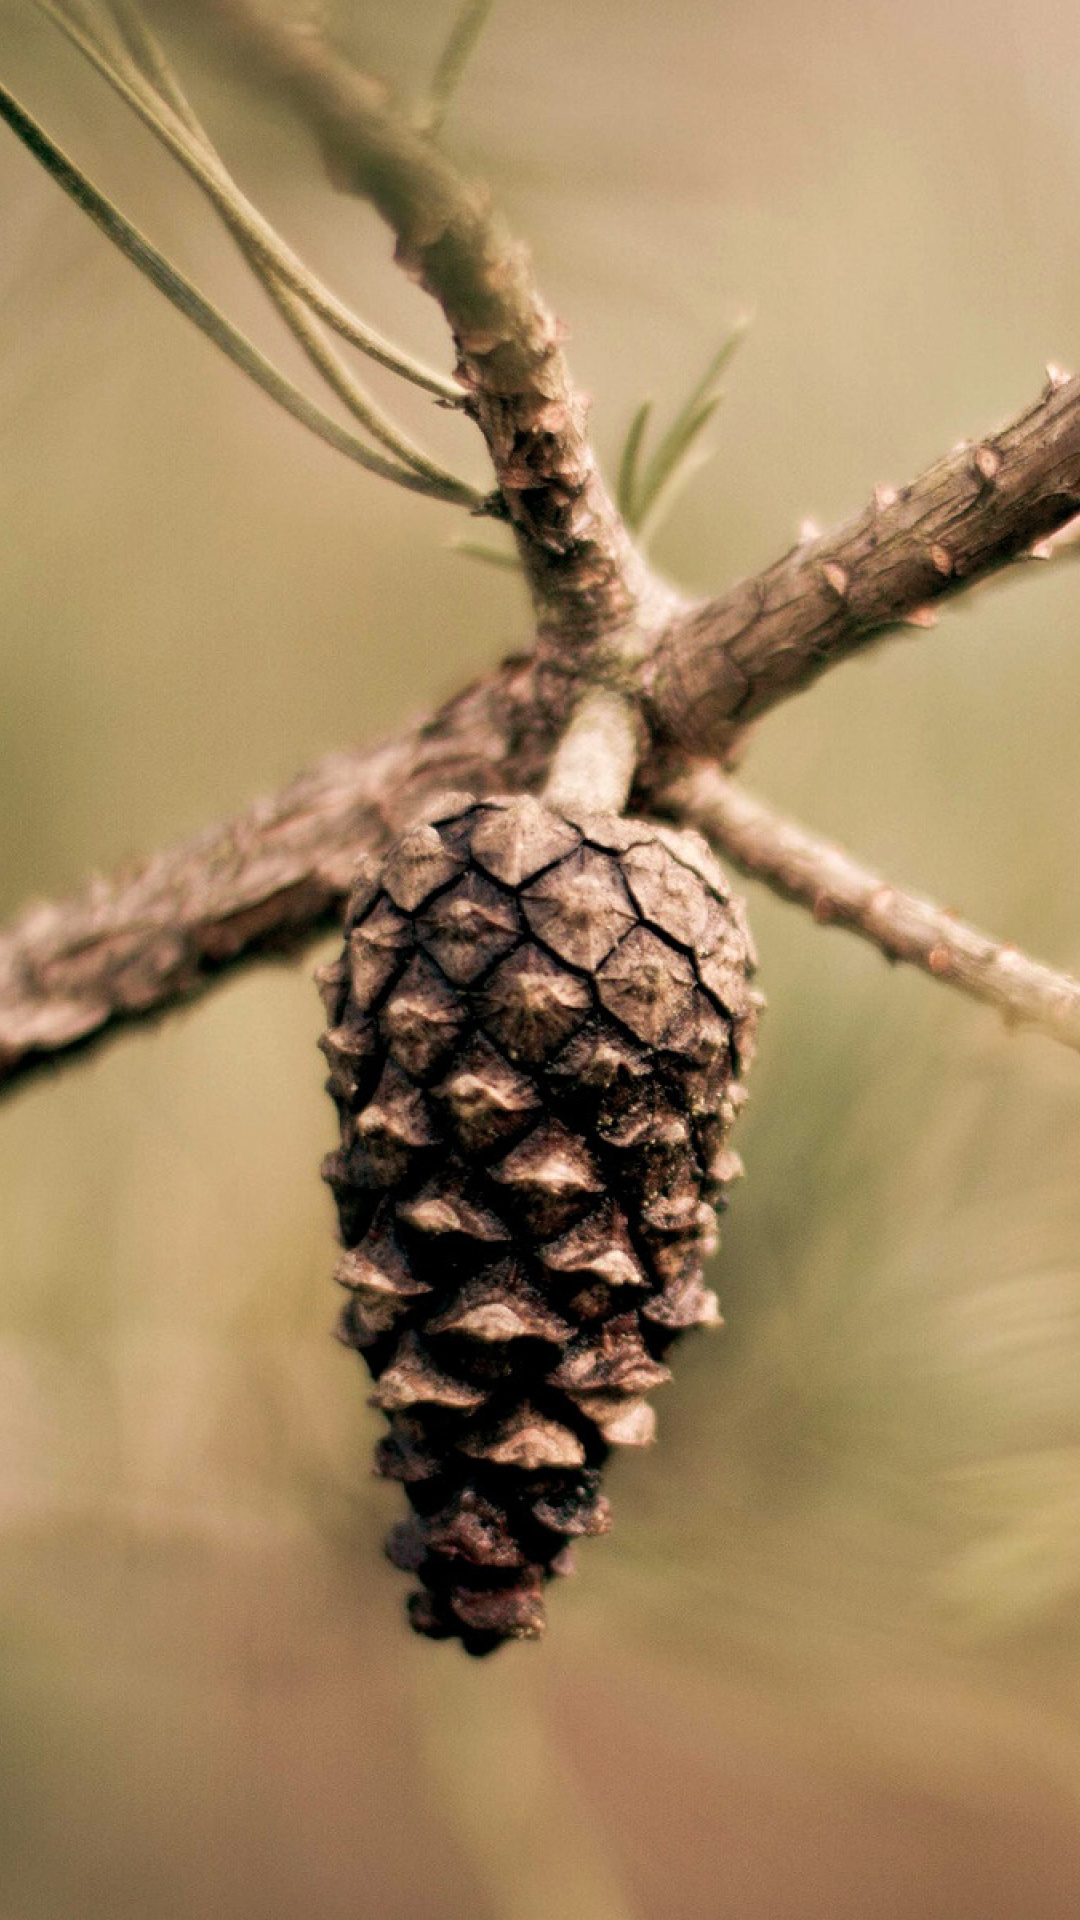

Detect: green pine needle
0,78,485,507
448,539,521,570
635,446,715,548
423,0,498,133
616,398,652,525
633,394,722,527
615,314,751,543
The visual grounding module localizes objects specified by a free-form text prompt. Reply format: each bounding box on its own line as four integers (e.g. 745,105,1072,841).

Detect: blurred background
3,1,1080,1913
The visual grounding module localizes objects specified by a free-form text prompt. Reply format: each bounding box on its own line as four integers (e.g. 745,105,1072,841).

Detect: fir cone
317,792,760,1654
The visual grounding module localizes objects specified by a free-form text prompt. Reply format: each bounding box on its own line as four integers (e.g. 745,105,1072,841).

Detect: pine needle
615,397,652,526
48,0,478,495
635,446,715,548
35,0,467,405
0,81,486,506
423,0,498,133
447,538,521,570
616,315,751,543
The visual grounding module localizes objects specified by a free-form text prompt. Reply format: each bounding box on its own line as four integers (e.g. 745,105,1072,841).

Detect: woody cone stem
318,791,759,1652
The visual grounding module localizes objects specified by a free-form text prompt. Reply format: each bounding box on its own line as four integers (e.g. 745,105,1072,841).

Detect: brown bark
0,666,541,1095
3,6,1079,1098
181,0,675,684
668,764,1080,1052
648,370,1080,752
6,640,1080,1092
165,8,1080,750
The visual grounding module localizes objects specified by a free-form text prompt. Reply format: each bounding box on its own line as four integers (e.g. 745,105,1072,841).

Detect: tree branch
0,751,379,1096
173,0,671,675
25,3,1080,728
9,702,1078,1096
8,352,1080,1090
667,763,1080,1053
6,6,1080,1096
0,663,546,1096
648,368,1080,753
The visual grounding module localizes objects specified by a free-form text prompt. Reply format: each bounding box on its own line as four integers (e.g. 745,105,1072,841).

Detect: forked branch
7,712,1080,1094
2,1,1078,1097
163,0,668,672
141,2,1080,730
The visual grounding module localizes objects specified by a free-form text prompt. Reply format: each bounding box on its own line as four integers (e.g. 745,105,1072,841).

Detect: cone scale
318,792,759,1654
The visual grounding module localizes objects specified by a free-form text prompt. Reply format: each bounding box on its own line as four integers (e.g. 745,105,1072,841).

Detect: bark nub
320,793,759,1654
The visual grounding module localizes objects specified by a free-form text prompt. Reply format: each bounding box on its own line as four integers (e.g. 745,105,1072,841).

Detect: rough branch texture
4,6,1080,1097
0,751,381,1094
5,366,1080,1091
6,649,1080,1094
648,369,1080,752
183,0,674,681
671,765,1080,1052
0,666,540,1094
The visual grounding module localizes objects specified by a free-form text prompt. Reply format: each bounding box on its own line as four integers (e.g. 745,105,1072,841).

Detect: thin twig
171,0,664,669
0,81,488,506
648,369,1080,752
670,763,1080,1053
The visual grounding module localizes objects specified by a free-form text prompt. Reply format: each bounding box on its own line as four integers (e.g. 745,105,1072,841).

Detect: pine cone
317,792,759,1654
